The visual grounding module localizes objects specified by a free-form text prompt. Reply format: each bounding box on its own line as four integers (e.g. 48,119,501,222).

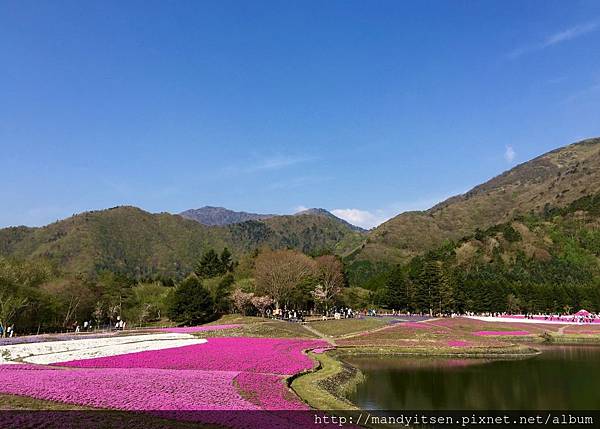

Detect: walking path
301,324,336,346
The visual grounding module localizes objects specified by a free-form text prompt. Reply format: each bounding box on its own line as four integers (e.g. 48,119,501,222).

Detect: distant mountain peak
293,207,367,232
179,205,366,231
179,207,275,226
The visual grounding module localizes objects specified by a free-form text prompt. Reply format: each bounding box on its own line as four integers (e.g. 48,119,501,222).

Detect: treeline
374,193,600,314
0,247,358,335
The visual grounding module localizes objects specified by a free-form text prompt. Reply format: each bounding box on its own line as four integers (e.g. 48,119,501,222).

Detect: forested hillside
345,137,600,286
0,207,363,279
376,193,600,314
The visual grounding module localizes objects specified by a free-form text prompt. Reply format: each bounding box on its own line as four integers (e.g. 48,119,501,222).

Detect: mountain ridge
179,205,366,232
345,137,600,285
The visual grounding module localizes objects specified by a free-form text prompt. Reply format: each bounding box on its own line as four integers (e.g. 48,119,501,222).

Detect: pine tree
195,249,224,278
167,276,215,325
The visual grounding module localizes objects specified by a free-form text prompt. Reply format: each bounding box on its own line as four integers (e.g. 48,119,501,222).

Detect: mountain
346,137,600,286
179,206,366,232
0,206,364,279
179,206,276,226
293,208,367,233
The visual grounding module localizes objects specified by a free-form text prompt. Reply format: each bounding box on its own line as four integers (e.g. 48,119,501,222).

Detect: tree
313,255,344,312
415,261,446,316
251,295,274,317
213,274,235,314
195,248,234,279
0,292,28,337
167,276,215,325
195,250,223,278
254,249,316,309
231,288,255,315
381,265,415,311
220,248,234,273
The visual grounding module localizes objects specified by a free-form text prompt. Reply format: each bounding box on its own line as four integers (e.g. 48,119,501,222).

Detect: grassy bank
290,353,362,410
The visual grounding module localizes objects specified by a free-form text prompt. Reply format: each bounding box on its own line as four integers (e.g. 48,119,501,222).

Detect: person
0,324,4,337
8,325,14,338
75,322,80,333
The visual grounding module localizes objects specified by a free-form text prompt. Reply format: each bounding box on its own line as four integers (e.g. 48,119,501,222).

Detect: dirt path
301,324,337,346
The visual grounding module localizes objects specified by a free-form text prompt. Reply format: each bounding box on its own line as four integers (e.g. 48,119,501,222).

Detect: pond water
345,346,600,410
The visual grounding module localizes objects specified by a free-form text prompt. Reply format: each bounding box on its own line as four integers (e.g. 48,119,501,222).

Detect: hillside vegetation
0,207,363,279
375,192,600,314
345,137,600,286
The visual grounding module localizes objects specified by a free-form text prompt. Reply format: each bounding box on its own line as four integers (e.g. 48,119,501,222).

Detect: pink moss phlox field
57,337,328,376
235,372,308,410
0,365,256,410
447,340,469,347
157,324,242,333
473,330,530,336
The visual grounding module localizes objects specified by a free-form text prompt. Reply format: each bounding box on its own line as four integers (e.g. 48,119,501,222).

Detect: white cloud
221,154,315,177
508,21,598,59
504,145,516,163
331,208,389,229
248,155,313,172
293,205,309,213
543,22,598,47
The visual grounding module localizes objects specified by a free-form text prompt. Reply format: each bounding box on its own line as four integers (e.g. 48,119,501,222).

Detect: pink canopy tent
575,309,590,316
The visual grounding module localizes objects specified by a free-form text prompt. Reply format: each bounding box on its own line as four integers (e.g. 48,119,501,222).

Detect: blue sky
2,1,600,229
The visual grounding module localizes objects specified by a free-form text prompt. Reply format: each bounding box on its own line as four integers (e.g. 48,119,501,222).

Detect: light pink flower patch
399,322,432,329
447,340,469,347
312,347,334,354
473,330,530,336
157,324,242,333
56,337,327,376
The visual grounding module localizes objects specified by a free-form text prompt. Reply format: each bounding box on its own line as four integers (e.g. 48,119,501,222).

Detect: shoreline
292,338,600,411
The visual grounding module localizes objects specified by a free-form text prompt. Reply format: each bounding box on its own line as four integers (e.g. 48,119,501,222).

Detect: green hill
380,193,600,313
345,137,600,286
0,206,363,279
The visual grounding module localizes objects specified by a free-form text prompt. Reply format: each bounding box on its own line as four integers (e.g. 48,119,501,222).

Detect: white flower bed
0,333,206,365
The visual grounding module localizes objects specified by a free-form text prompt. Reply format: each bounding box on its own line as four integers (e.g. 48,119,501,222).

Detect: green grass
0,394,90,410
291,353,360,410
194,318,318,339
306,318,387,338
205,314,265,325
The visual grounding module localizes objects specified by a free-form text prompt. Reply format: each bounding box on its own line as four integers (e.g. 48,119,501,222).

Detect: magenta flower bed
473,330,530,336
235,372,307,410
158,324,242,333
0,365,254,410
56,337,327,376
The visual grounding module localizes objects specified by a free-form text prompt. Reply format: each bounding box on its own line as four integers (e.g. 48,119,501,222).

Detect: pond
345,346,600,410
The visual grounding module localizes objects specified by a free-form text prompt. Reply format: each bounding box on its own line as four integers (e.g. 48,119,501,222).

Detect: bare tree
254,249,316,309
313,255,344,312
63,296,80,328
92,301,104,328
0,292,28,337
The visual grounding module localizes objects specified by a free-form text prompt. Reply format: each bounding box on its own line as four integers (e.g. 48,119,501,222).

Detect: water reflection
345,346,600,410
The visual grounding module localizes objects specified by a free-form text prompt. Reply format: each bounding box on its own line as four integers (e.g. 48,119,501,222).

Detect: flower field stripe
56,337,328,376
473,330,530,336
0,333,205,364
0,365,257,410
23,338,207,365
